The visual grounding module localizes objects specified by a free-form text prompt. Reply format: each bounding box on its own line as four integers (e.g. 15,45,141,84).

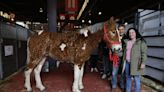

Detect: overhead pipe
76,0,89,20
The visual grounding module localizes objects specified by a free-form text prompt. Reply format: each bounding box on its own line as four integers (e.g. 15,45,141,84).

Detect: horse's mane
79,22,104,34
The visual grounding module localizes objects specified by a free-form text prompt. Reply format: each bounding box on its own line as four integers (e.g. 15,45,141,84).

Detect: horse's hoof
36,85,45,92
40,88,46,92
26,90,33,92
79,85,84,90
24,85,32,92
25,88,32,92
73,89,81,92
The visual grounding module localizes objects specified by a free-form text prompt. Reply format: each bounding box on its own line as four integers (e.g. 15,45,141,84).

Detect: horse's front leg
24,68,33,92
72,64,81,92
78,63,85,90
34,57,46,91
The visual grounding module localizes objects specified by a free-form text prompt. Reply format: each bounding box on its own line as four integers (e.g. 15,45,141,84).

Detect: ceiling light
98,12,102,15
124,22,128,25
82,20,85,23
39,8,43,13
88,20,91,24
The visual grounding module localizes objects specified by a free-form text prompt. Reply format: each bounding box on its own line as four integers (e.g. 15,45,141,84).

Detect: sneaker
90,68,94,72
44,68,49,72
94,68,98,72
101,74,107,79
108,76,112,80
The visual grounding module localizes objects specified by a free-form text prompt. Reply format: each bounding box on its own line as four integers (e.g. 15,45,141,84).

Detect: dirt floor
0,63,156,92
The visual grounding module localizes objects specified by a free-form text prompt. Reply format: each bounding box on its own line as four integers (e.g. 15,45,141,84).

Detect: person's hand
140,64,145,69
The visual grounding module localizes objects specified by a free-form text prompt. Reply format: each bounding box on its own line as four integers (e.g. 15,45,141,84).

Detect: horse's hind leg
78,63,85,90
24,44,33,92
24,68,33,92
34,57,46,91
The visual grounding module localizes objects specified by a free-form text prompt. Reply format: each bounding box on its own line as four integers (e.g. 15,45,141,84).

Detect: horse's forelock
104,17,122,47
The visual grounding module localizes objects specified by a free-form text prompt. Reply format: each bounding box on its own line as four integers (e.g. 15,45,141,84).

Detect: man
99,39,111,79
111,24,127,92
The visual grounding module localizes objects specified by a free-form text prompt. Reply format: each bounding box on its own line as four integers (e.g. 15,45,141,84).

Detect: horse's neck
88,30,103,47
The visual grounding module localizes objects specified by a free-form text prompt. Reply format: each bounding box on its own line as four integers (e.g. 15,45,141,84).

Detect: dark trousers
90,55,98,68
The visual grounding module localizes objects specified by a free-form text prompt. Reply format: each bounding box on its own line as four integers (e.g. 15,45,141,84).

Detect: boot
94,67,98,72
101,74,107,79
90,68,94,72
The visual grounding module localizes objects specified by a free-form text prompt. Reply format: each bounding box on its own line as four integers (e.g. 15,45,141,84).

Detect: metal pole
44,0,57,72
47,0,57,32
0,22,3,79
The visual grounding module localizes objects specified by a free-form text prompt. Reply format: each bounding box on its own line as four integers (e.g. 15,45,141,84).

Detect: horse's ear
109,16,115,23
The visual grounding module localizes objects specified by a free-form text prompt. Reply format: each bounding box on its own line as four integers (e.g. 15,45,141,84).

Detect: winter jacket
122,38,147,75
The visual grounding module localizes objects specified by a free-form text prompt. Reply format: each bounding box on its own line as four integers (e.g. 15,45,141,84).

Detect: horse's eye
112,32,116,34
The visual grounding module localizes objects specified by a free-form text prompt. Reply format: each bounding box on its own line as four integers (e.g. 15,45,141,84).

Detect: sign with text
4,45,13,56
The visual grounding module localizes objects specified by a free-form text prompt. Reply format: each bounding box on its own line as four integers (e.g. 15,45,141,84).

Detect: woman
122,28,147,92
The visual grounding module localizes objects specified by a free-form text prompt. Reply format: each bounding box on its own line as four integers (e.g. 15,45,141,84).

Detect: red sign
65,0,78,11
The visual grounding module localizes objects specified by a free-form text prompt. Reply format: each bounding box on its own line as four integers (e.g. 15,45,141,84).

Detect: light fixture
124,22,128,25
82,20,85,23
39,8,43,13
88,20,92,24
98,12,102,15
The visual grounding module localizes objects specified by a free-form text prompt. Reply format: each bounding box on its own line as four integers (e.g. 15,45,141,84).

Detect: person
99,39,111,79
90,48,99,72
122,28,147,92
111,24,126,92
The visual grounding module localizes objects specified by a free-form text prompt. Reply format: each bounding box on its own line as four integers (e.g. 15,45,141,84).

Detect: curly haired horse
24,17,121,92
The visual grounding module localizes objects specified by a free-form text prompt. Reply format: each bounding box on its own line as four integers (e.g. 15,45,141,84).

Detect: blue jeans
111,61,125,88
125,61,141,92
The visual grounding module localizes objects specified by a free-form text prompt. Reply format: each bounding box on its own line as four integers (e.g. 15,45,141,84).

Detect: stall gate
138,9,164,83
0,22,30,79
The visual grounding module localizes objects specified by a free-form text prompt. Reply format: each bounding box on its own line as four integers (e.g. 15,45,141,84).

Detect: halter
103,22,121,68
103,23,121,48
109,50,119,67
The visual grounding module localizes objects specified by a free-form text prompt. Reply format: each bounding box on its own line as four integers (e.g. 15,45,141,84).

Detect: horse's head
104,17,122,53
